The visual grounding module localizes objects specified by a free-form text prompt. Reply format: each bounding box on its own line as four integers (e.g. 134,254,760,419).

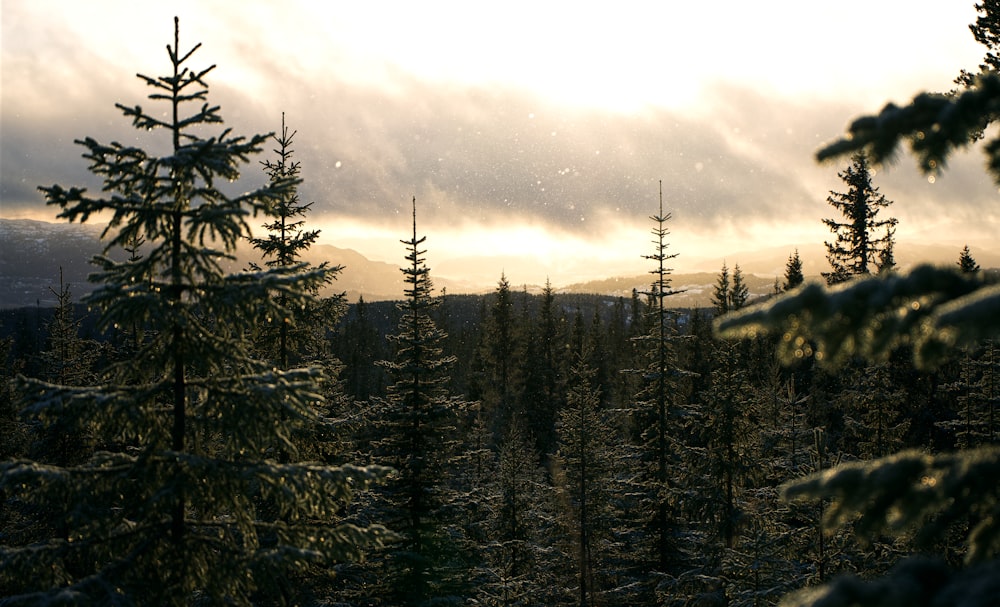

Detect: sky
2,0,998,288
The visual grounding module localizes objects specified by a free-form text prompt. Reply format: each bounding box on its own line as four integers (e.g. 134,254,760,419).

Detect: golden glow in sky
2,1,997,290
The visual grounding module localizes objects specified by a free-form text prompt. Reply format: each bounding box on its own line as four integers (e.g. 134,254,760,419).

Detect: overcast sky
2,1,997,285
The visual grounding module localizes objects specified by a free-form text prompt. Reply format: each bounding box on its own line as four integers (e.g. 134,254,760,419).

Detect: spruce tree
958,244,981,273
875,226,897,274
712,263,731,315
717,5,1000,604
821,153,897,285
477,273,519,436
730,263,750,311
478,415,558,605
554,346,617,607
694,342,755,551
368,197,467,605
31,270,101,468
249,112,340,370
3,19,386,604
632,181,689,582
524,278,563,454
783,249,805,291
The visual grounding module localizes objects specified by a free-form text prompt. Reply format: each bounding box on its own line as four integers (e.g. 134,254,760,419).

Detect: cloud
3,1,997,284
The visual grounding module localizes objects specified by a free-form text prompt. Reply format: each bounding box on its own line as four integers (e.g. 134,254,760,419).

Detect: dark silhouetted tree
3,19,386,604
632,181,689,582
368,198,468,605
959,244,981,273
250,112,341,371
712,263,731,315
730,263,750,311
822,153,897,285
784,249,805,291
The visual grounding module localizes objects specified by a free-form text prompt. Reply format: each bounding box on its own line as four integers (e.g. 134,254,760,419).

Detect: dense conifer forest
3,6,1000,606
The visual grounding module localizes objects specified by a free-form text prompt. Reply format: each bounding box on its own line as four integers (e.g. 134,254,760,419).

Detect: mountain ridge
1,218,993,309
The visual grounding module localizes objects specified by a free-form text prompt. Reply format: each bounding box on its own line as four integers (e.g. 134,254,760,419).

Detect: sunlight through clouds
1,0,995,289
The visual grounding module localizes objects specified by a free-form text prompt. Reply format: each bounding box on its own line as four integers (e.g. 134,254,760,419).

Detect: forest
2,5,1000,607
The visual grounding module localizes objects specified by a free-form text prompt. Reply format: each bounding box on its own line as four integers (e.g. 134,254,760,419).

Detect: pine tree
958,244,981,273
477,273,520,437
37,269,100,389
842,363,909,459
523,278,563,454
4,19,387,604
730,263,750,311
717,6,1000,604
875,226,897,274
478,415,559,605
694,341,756,551
368,197,468,605
554,347,617,607
822,153,898,285
714,263,749,315
783,249,805,291
631,181,689,581
31,270,101,468
249,112,340,371
712,263,731,315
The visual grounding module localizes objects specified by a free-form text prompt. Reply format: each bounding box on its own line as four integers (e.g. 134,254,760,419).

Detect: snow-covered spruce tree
477,415,560,606
367,198,469,606
716,6,1000,604
30,270,102,468
3,19,387,605
246,113,356,600
553,345,618,607
692,341,756,552
821,153,897,286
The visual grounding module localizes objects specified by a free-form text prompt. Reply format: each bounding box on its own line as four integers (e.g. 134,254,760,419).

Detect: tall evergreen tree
524,278,563,454
730,263,750,311
369,197,467,605
713,262,749,314
821,153,897,285
249,112,340,370
958,244,981,273
712,263,731,315
694,342,756,551
783,249,805,291
4,20,386,604
477,273,520,436
478,415,559,605
554,347,617,607
632,181,688,581
31,270,101,468
37,269,99,389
